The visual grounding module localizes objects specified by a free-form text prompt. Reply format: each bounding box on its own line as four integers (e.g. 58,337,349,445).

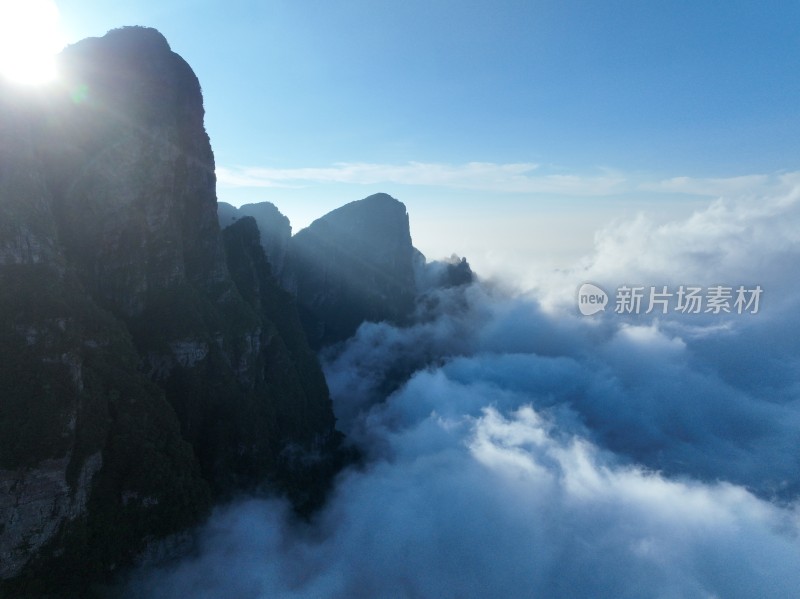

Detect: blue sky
38,1,800,275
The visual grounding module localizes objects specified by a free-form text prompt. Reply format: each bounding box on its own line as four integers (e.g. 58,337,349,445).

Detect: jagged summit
64,25,173,56
361,192,397,202
57,25,183,74
57,26,204,128
96,25,172,49
327,191,403,210
307,192,408,232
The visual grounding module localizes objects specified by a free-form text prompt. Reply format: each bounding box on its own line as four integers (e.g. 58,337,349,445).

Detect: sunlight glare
0,0,65,85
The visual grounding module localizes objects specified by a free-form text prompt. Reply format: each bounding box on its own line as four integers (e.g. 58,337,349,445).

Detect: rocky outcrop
414,253,475,292
0,26,338,594
222,217,343,505
218,201,292,276
284,193,418,347
49,26,226,317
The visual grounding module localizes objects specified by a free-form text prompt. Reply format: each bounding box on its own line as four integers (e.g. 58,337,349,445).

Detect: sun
0,0,66,85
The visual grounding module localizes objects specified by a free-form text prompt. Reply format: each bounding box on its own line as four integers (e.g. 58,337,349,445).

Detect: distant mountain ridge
218,193,475,348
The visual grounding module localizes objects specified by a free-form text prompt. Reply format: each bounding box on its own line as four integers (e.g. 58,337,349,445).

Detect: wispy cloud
639,171,800,197
217,161,800,199
216,161,628,195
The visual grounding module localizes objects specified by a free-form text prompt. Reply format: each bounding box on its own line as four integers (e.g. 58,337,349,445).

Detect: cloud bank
126,184,800,598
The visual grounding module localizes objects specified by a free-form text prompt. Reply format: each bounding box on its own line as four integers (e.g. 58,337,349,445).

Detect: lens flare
0,0,66,85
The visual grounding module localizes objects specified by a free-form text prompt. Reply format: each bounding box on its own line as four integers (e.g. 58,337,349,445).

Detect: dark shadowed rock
284,193,417,348
222,217,344,507
0,73,210,593
217,201,292,276
0,26,339,594
49,25,225,317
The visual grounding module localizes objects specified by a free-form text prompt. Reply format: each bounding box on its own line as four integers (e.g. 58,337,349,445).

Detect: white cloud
218,162,800,201
217,161,629,195
532,181,800,309
127,175,800,598
129,400,800,599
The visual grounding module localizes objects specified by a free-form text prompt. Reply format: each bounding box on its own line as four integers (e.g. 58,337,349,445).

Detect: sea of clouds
126,187,800,598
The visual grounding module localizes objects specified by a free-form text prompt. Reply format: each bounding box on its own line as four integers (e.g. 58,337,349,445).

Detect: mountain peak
361,192,401,204
286,193,416,347
315,192,407,227
99,25,172,50
59,26,175,70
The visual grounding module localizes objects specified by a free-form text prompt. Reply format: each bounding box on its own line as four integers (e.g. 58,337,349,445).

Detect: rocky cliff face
0,27,338,594
284,193,418,347
0,72,209,593
218,201,292,277
222,217,343,505
50,26,226,317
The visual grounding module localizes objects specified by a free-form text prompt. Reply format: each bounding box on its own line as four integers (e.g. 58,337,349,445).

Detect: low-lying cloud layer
127,187,800,598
